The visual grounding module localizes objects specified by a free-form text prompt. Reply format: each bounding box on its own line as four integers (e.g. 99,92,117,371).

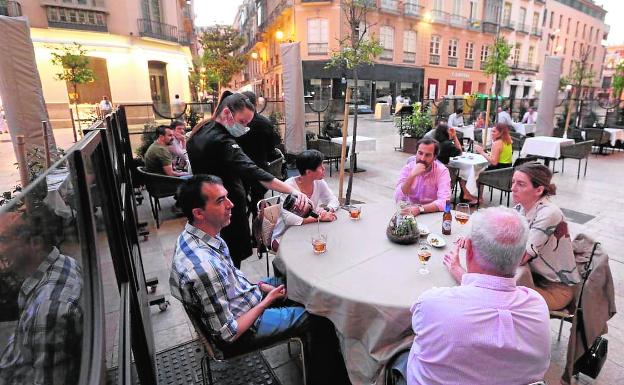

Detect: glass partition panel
0,157,87,385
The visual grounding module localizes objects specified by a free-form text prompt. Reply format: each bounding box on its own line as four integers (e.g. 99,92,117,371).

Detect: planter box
403,136,419,154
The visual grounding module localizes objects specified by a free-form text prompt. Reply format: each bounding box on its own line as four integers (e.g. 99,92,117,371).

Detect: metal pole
41,121,51,169
16,135,29,188
338,88,351,204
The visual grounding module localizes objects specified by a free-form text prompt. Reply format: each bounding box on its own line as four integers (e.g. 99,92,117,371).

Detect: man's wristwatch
417,204,425,214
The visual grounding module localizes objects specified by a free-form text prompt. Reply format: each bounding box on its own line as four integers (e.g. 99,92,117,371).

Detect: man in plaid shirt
169,175,350,385
0,210,83,385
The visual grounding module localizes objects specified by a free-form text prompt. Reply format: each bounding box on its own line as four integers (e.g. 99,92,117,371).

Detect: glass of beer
455,203,470,225
418,245,431,275
311,234,327,254
347,205,361,220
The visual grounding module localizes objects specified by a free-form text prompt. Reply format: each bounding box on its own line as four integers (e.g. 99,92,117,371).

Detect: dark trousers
220,195,253,268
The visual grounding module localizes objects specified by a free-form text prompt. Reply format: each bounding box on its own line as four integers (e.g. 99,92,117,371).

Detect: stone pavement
4,117,624,384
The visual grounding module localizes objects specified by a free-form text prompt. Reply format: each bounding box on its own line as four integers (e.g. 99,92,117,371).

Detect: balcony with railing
509,60,539,72
467,18,482,31
46,5,107,32
431,10,450,25
531,26,542,37
448,57,458,67
516,23,530,34
258,0,292,31
178,31,192,46
379,0,399,14
429,54,440,65
380,49,394,61
450,14,468,29
501,19,514,30
482,17,498,34
308,42,328,55
403,52,415,63
138,19,179,43
0,1,21,17
464,59,474,69
403,0,423,18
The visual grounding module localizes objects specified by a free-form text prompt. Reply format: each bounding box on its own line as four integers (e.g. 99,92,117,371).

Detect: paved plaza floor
2,117,624,384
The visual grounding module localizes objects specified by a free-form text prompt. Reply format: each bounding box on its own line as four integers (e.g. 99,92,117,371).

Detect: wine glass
455,203,470,226
417,244,431,275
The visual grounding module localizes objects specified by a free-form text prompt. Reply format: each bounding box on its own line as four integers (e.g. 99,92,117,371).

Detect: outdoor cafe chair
136,166,185,228
183,299,306,385
559,140,594,179
252,195,282,277
583,128,610,155
476,157,538,208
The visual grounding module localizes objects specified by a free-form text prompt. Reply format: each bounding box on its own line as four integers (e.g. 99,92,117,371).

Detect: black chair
267,148,286,180
447,165,460,207
510,131,527,155
560,140,594,179
476,157,538,208
136,166,185,228
183,301,306,385
583,128,610,155
308,138,349,176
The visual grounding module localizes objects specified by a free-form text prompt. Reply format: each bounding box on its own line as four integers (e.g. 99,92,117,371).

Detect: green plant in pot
401,103,434,153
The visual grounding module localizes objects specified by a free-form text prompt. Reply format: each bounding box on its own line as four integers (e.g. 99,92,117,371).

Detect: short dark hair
176,175,224,224
155,125,170,138
170,120,185,130
433,123,450,142
455,108,463,114
212,91,255,119
416,137,440,157
296,149,324,175
241,91,257,107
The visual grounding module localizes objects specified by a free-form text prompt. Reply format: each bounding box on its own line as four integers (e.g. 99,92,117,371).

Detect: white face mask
223,110,250,137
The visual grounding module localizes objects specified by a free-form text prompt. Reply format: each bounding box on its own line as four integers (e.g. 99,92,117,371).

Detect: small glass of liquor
455,203,470,226
417,245,432,275
311,234,327,254
347,205,362,220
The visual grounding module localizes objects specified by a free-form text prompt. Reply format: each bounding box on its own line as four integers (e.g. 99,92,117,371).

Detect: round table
278,202,470,385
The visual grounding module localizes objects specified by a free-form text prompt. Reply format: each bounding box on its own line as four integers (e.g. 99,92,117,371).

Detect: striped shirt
169,223,262,342
0,247,83,385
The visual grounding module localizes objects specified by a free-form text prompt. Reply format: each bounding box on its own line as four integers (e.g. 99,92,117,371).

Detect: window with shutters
380,26,394,60
307,18,328,55
403,30,417,63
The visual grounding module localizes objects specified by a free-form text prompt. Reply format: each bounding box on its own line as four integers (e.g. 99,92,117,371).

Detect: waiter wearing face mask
187,91,309,268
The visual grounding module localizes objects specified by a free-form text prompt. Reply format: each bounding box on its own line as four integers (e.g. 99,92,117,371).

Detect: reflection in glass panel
0,158,84,385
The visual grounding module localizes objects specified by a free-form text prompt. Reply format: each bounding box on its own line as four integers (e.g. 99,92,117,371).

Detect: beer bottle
442,200,452,235
282,193,319,218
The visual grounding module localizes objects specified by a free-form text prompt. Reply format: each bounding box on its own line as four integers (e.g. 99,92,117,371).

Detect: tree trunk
345,69,358,205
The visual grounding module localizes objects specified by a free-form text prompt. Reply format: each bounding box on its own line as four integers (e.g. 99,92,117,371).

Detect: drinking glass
455,203,470,226
347,205,361,220
417,244,431,275
311,234,327,254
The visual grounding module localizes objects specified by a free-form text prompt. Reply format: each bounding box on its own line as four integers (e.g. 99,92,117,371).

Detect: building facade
602,44,624,98
538,0,608,97
233,0,500,109
3,0,194,126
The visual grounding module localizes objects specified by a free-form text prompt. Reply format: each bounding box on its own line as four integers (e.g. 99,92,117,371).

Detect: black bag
574,335,608,379
573,242,608,379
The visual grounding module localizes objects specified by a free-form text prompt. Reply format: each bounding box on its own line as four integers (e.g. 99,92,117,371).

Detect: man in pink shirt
394,138,451,214
406,206,550,385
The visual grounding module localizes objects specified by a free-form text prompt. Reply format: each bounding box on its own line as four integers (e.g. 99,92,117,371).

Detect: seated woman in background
474,111,486,129
271,149,339,244
432,123,462,164
474,123,513,170
512,162,581,310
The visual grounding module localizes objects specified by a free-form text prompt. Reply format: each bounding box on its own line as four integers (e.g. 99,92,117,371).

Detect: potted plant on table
401,103,434,153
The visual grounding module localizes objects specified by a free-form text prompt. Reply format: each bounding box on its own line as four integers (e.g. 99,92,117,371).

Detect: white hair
469,207,529,276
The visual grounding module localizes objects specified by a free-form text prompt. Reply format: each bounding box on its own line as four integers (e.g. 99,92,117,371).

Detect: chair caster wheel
158,301,170,311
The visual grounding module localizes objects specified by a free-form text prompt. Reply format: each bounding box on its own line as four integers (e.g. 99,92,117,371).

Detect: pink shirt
407,273,550,385
394,159,451,211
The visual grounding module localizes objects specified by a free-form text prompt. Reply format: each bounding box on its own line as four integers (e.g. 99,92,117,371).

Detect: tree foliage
612,62,624,100
50,43,95,103
569,46,595,92
198,25,247,93
483,38,512,97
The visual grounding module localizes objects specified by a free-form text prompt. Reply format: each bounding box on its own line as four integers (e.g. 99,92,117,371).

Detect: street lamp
251,52,258,59
275,30,284,41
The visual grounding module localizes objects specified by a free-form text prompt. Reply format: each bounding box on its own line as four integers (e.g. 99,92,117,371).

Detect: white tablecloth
279,203,466,385
448,152,489,196
331,135,377,152
604,128,624,146
453,124,475,140
515,123,536,135
520,137,574,159
44,168,73,218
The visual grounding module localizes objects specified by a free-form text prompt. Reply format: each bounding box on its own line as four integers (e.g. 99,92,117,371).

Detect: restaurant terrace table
452,124,474,140
278,203,469,385
331,135,377,172
448,152,489,196
520,136,574,165
603,128,624,146
515,123,537,136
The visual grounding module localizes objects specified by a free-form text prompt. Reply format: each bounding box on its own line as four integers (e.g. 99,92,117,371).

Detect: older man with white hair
405,206,550,385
